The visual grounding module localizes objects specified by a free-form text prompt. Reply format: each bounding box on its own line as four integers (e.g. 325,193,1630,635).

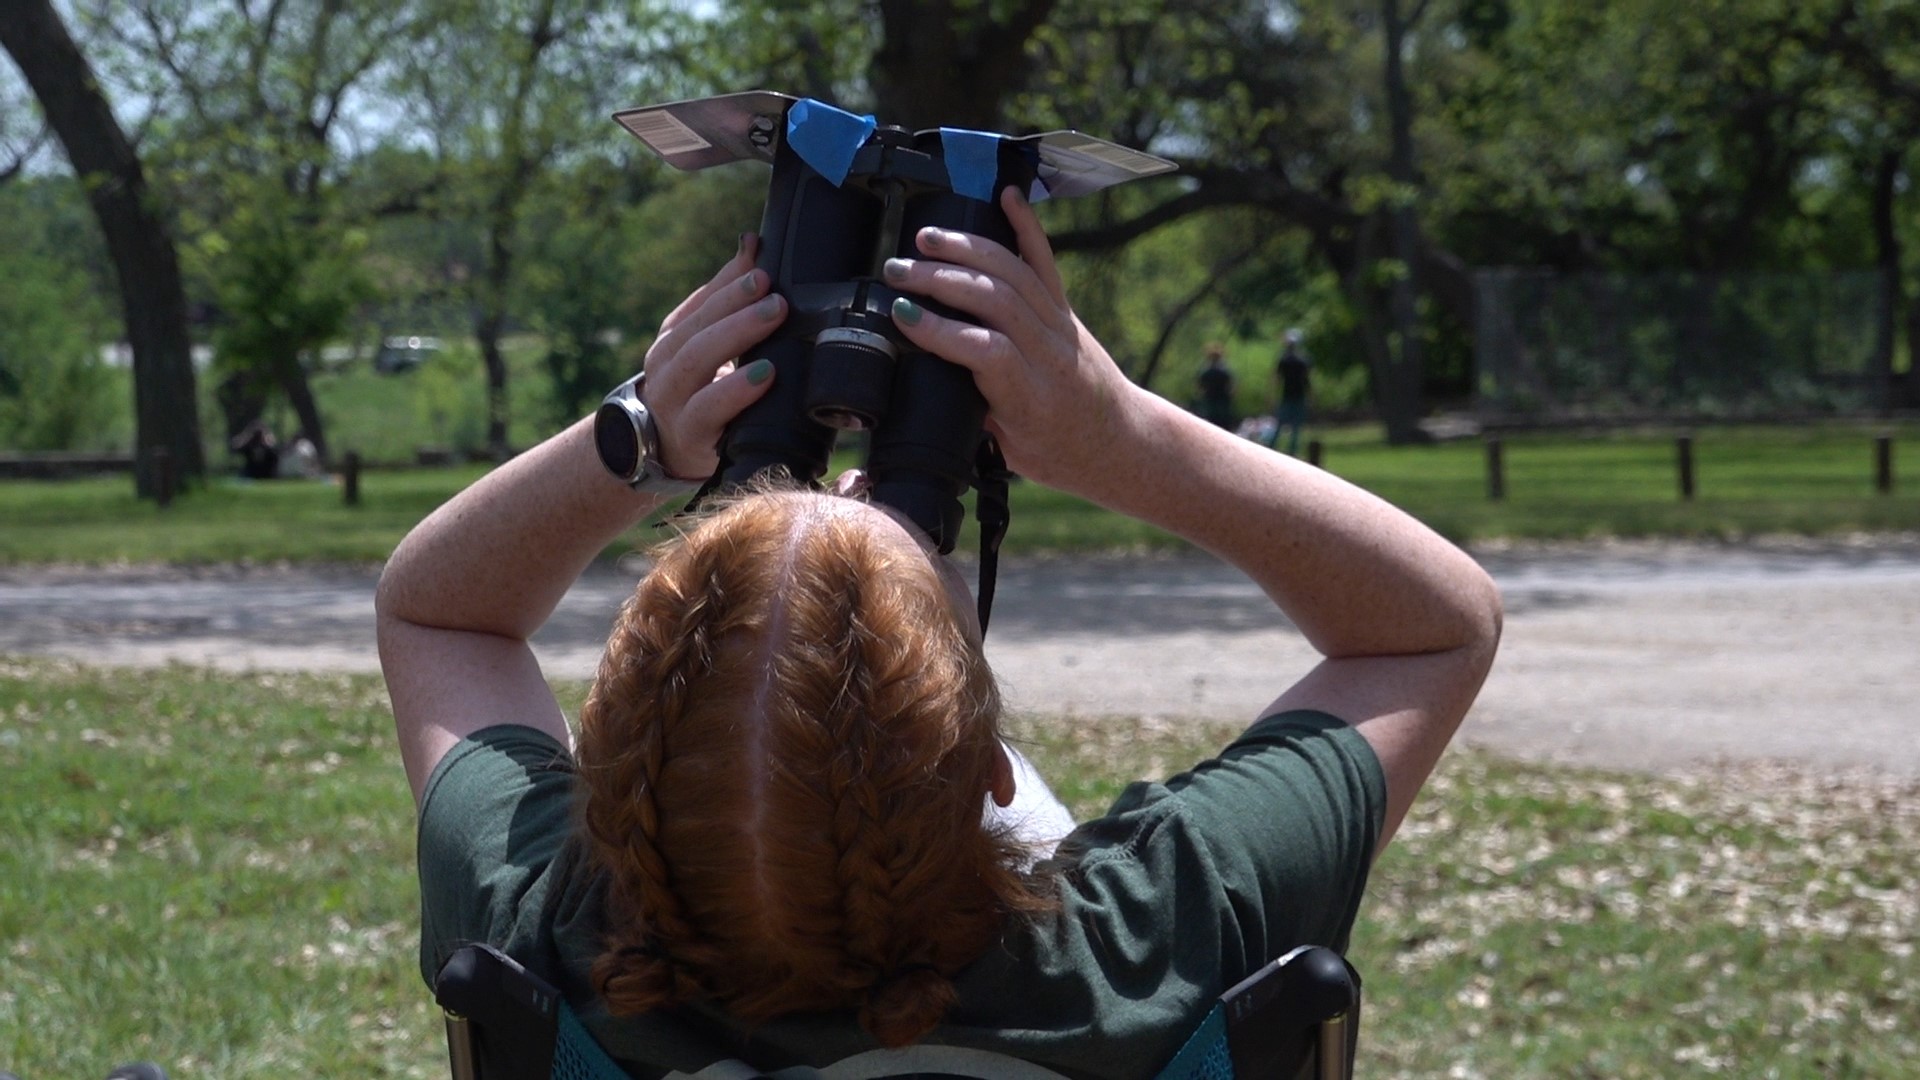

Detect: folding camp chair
433,942,1360,1080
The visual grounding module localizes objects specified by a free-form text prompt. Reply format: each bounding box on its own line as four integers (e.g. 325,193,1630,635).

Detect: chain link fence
1474,268,1889,421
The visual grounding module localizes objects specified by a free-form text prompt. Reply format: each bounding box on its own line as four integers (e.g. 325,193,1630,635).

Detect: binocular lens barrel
718,336,837,488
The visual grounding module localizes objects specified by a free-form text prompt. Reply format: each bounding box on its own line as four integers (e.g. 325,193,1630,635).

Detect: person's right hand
637,234,788,482
881,187,1145,495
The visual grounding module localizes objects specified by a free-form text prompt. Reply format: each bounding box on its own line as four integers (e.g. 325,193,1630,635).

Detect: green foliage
616,169,768,335
0,214,119,452
192,179,374,390
410,346,489,450
14,0,1920,445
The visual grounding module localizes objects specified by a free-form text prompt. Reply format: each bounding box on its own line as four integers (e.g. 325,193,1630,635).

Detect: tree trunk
216,371,273,444
0,0,205,498
1906,292,1920,410
1378,0,1429,444
1349,272,1429,445
1869,149,1900,412
871,0,1057,128
276,354,330,464
478,310,512,460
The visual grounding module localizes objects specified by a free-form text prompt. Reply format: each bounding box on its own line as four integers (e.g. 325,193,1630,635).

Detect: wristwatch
594,372,702,495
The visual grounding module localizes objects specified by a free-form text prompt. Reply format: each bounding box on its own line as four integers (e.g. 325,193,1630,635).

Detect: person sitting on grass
376,188,1502,1076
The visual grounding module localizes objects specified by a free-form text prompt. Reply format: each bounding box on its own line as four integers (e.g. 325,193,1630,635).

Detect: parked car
373,335,444,374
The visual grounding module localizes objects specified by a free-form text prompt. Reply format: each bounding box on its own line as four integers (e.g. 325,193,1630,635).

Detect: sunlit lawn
1316,421,1920,543
5,422,1920,565
4,660,1914,1078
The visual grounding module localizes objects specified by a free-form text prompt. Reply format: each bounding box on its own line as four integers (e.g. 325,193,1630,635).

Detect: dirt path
2,535,1916,777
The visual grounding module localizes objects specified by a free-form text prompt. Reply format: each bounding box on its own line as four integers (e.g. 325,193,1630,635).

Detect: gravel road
2,535,1916,778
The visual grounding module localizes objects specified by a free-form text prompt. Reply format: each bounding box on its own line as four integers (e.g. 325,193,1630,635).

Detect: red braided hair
577,489,1052,1047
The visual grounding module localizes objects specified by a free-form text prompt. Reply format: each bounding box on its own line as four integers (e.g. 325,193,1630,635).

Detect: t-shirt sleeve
1154,709,1386,964
1046,709,1386,996
940,711,1386,1074
414,725,578,986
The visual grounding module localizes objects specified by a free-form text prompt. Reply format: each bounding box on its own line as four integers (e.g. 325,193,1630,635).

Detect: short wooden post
1306,439,1324,468
1485,437,1505,501
343,451,362,507
1676,434,1695,501
152,446,174,509
1875,434,1893,494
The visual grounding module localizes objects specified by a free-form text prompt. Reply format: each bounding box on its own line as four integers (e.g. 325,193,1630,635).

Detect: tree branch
0,125,48,185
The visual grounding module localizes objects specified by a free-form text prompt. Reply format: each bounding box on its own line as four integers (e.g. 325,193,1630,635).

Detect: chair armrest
434,944,564,1080
1221,946,1361,1080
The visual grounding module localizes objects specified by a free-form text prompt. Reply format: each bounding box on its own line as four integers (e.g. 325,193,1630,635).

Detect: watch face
594,401,644,480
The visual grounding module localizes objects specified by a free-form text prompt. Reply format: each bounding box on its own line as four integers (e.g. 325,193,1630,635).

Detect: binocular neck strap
973,438,1012,636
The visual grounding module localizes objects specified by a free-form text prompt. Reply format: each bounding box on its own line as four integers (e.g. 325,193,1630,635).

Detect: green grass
0,468,494,565
3,422,1919,564
4,661,1915,1078
1316,421,1920,543
0,660,428,1077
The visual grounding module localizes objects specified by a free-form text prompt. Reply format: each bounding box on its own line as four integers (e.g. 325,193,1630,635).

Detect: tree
0,0,205,497
1815,0,1920,408
1015,0,1484,440
84,0,419,463
391,0,677,458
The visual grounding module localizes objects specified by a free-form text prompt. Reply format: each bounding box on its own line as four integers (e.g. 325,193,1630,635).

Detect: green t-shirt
416,711,1386,1080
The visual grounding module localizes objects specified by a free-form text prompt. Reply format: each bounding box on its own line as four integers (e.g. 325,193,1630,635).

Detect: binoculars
615,91,1173,555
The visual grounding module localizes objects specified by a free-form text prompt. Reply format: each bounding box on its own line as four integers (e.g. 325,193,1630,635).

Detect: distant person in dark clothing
230,421,280,480
1195,343,1236,430
1269,329,1312,456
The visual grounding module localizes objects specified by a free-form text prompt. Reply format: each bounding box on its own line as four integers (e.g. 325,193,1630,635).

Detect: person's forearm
374,417,670,642
1076,387,1500,661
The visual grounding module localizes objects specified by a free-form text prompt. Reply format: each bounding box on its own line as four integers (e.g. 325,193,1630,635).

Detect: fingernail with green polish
739,269,760,293
746,359,774,384
883,257,911,283
892,296,922,325
755,295,782,319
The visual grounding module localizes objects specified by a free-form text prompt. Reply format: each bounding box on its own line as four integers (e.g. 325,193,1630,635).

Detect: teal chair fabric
434,944,1359,1080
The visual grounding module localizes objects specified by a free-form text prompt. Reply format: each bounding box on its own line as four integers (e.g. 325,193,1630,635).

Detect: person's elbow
1458,562,1504,667
372,549,428,637
1411,559,1501,675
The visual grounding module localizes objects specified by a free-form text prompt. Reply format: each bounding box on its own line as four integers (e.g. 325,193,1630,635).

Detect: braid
574,490,1054,1045
812,548,898,990
774,530,974,1042
583,547,741,1011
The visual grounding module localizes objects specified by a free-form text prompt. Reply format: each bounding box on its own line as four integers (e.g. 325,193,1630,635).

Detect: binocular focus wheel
807,328,899,431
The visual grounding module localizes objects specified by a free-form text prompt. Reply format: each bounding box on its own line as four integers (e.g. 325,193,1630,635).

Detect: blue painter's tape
786,98,876,187
939,128,1004,202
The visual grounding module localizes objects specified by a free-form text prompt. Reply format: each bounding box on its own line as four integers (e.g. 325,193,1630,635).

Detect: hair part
577,488,1051,1047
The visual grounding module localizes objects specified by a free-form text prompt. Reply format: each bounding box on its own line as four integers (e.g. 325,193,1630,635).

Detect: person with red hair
377,189,1502,1077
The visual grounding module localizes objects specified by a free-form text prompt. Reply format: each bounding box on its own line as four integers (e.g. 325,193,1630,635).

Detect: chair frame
434,942,1360,1079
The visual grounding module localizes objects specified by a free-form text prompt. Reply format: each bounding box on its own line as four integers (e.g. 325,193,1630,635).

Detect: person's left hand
636,233,789,481
879,187,1141,495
